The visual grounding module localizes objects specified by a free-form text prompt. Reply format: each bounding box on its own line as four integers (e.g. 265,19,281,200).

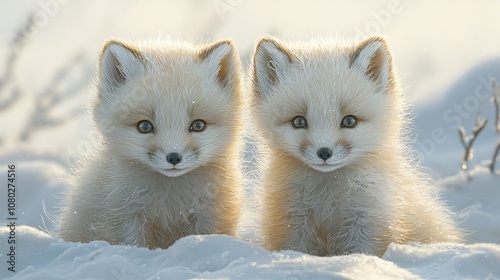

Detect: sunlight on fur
250,36,462,256
59,39,243,249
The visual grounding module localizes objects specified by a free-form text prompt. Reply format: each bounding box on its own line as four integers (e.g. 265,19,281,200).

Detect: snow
1,1,500,279
439,167,500,244
2,226,499,280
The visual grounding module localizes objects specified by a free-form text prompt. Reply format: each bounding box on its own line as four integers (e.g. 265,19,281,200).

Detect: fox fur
59,39,243,249
250,36,462,256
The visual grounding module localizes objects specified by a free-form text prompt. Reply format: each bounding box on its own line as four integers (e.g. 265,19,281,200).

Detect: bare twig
490,140,500,173
489,78,500,173
0,87,21,112
19,53,88,141
0,14,34,112
458,126,467,150
492,78,500,133
458,114,487,179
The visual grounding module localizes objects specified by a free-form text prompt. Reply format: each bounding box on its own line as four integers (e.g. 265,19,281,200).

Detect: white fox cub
59,39,243,249
250,36,462,256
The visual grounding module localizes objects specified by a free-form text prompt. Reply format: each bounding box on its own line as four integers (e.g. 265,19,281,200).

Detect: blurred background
0,0,499,229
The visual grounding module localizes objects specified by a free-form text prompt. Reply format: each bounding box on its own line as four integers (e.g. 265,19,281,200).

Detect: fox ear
199,40,240,90
351,37,396,92
98,40,143,93
252,37,293,96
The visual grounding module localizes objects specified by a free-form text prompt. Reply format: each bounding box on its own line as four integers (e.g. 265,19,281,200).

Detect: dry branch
490,141,500,173
458,114,487,178
19,53,88,141
489,78,500,173
0,14,35,112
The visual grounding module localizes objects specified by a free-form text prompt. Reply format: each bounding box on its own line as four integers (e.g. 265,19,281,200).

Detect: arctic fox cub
59,39,243,248
251,36,461,256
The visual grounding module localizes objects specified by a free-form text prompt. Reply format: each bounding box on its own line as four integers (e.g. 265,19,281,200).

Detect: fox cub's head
251,36,402,172
93,39,241,177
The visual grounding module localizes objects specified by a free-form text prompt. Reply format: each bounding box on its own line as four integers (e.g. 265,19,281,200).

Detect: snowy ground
1,1,500,279
0,166,499,279
1,226,500,280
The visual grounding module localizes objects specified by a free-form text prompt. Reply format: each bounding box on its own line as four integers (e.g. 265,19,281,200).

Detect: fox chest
289,176,378,230
134,185,212,228
285,175,392,255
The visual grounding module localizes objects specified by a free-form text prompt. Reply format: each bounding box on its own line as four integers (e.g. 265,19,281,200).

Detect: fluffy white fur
250,36,462,256
59,39,243,248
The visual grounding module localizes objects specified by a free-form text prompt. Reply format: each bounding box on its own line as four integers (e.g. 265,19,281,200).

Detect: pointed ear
198,40,240,90
98,40,143,92
350,37,396,92
252,37,293,96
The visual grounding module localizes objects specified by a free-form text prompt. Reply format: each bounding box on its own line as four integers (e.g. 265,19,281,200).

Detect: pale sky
1,0,499,106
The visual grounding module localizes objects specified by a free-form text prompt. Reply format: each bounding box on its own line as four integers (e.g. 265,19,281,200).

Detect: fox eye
137,120,154,133
341,115,357,128
292,116,307,129
190,119,206,132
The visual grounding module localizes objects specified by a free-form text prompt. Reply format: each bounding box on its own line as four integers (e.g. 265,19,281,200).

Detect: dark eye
190,119,206,132
292,116,307,129
341,115,357,128
137,120,154,133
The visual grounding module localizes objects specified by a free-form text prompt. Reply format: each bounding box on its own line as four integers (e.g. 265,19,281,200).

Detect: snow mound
384,243,500,279
0,160,67,231
439,166,500,243
1,226,499,280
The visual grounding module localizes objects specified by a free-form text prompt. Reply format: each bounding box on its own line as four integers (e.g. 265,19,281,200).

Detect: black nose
166,153,182,165
317,147,332,161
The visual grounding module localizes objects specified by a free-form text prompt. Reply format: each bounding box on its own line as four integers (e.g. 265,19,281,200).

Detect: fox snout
166,153,182,166
317,147,333,161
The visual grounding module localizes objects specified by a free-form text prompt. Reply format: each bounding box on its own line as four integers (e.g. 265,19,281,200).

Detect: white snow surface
1,1,500,279
1,226,499,280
